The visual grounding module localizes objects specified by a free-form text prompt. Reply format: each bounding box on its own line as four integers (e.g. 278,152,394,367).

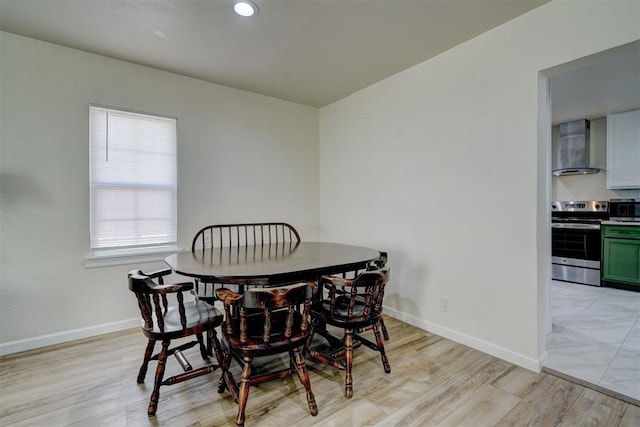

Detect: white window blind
89,105,177,252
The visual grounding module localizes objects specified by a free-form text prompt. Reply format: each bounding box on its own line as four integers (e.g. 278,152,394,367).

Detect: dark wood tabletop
165,241,380,286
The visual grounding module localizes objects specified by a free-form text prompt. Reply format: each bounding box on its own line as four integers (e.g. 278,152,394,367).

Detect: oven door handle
551,223,601,230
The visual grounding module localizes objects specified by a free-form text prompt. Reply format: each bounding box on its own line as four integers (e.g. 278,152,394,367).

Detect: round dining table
164,241,381,286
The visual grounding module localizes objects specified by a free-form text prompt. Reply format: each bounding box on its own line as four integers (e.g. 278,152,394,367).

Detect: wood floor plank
436,384,521,426
309,397,387,426
1,316,637,427
368,359,507,426
558,388,628,426
495,373,584,426
620,403,640,427
492,365,547,399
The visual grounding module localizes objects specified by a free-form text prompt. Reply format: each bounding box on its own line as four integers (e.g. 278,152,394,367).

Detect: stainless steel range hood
552,119,601,176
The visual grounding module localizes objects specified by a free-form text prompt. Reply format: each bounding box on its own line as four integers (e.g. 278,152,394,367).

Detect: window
89,105,177,256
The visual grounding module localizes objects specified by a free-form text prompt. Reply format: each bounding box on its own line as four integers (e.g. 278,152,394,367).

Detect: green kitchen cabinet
602,225,640,287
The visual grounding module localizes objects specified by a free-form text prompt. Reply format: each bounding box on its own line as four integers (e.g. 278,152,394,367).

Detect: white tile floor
546,280,640,402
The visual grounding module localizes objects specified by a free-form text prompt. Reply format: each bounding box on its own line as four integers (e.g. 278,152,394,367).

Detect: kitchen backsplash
553,171,640,201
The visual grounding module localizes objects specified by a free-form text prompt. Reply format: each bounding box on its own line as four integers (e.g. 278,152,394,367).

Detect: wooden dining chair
215,282,318,426
127,268,224,416
368,252,390,340
191,222,300,251
190,222,301,304
306,265,391,398
333,251,390,341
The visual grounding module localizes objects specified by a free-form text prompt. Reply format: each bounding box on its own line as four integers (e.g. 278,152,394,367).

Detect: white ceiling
0,0,550,107
550,44,640,125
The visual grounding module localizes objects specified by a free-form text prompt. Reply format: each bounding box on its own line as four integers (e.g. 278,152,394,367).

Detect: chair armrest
320,275,355,288
368,251,388,270
145,268,173,280
215,288,242,306
141,268,192,293
152,281,194,294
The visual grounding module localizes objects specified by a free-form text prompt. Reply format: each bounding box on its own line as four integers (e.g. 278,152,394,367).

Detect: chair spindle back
192,222,300,251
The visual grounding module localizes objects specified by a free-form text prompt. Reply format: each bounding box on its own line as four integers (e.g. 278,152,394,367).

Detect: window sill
84,246,181,268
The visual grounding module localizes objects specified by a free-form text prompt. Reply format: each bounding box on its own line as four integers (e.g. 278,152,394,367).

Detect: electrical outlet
441,296,451,313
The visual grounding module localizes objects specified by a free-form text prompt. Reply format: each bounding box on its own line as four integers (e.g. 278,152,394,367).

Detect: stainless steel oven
551,201,608,286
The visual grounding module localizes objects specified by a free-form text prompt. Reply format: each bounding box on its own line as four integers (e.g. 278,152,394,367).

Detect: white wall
319,0,640,371
0,32,319,352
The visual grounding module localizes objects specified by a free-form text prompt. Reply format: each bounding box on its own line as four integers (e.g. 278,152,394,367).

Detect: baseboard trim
2,308,547,371
383,306,544,373
0,318,140,356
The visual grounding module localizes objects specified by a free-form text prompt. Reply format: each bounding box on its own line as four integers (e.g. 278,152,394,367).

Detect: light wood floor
1,316,639,426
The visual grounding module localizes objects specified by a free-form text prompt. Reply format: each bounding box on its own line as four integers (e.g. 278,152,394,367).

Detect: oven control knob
596,204,600,209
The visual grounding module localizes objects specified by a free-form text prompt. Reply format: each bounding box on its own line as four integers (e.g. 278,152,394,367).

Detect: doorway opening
538,40,640,403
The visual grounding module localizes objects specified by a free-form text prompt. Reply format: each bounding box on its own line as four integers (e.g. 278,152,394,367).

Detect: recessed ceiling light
234,1,259,17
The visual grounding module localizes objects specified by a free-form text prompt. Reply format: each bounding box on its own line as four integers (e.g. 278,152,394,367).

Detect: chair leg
137,339,156,383
380,317,390,341
304,320,317,354
292,348,318,416
148,339,170,416
196,333,208,359
209,329,223,366
210,330,231,395
373,321,391,373
236,356,253,427
344,329,354,399
217,340,234,396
